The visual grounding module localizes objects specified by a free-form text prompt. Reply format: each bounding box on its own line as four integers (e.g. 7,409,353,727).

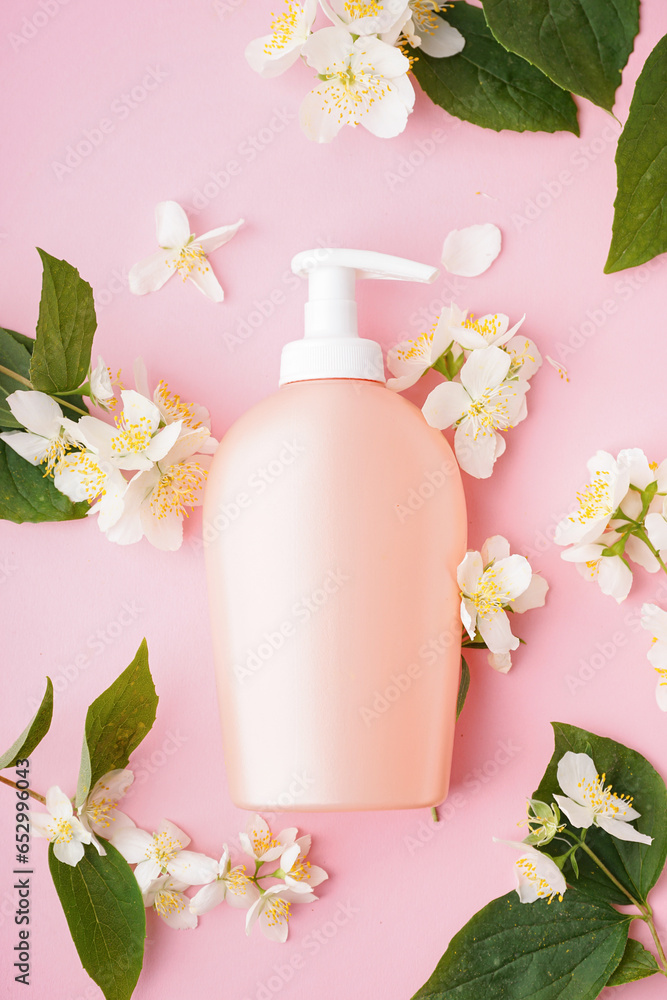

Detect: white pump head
279,248,439,386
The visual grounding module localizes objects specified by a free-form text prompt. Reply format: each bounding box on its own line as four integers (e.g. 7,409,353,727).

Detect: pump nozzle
280,248,439,386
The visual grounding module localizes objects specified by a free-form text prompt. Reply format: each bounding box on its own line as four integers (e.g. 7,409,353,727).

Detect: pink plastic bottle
204,249,466,811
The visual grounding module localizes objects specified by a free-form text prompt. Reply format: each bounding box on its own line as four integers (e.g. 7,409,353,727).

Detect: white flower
441,224,502,278
553,752,652,845
554,449,645,548
503,335,542,380
110,818,219,891
640,603,667,711
246,0,317,77
443,303,526,352
323,0,410,35
28,786,93,866
385,1,465,58
279,838,329,893
457,543,532,659
239,813,298,864
560,527,633,604
88,357,117,409
189,846,259,914
53,449,128,532
104,426,211,550
0,391,73,476
143,875,197,930
133,358,217,455
386,310,458,391
494,839,566,903
422,346,529,479
78,770,135,849
300,28,414,143
245,884,317,943
129,201,243,302
67,390,182,472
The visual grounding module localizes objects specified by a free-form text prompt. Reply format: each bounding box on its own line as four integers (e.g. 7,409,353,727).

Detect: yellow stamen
149,461,208,521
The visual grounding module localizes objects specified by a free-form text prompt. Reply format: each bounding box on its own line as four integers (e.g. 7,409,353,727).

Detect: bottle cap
279,248,438,386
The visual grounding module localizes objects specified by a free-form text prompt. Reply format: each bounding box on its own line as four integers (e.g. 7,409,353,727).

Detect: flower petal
186,262,225,302
477,610,519,654
110,825,153,863
454,422,500,479
481,535,510,565
167,851,219,886
0,430,50,466
597,555,633,603
459,346,511,399
129,250,174,295
196,220,244,255
641,604,667,644
556,752,597,802
645,513,667,551
7,390,63,437
189,880,227,915
422,380,470,430
510,574,548,613
553,793,594,829
155,201,190,249
441,224,502,277
492,554,533,601
418,19,465,58
457,550,483,594
596,816,652,845
46,786,74,820
54,839,86,866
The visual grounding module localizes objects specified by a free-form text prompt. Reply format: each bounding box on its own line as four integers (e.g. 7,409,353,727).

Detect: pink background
2,2,667,998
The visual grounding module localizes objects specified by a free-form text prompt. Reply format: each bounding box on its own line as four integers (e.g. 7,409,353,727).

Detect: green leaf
0,678,53,769
0,440,88,523
482,0,639,112
411,888,630,1000
0,328,32,428
3,329,35,354
76,640,158,807
30,249,97,394
456,657,470,718
534,723,667,906
605,34,667,273
411,2,579,134
606,938,660,985
48,841,145,1000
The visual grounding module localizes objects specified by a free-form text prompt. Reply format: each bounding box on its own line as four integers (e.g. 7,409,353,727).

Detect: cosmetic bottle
204,248,466,810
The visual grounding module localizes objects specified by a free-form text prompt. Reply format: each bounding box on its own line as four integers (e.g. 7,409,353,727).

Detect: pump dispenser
205,248,466,811
279,249,438,385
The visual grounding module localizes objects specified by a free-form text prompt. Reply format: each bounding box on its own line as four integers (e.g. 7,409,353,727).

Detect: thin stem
0,363,87,416
0,774,46,804
50,395,88,416
577,841,644,910
0,364,32,388
644,905,667,973
431,806,439,823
